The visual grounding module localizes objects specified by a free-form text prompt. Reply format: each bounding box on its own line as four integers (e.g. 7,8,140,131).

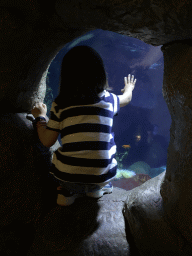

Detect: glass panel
45,29,171,190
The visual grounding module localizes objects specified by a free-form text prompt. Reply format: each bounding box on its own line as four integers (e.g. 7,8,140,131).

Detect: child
31,45,136,206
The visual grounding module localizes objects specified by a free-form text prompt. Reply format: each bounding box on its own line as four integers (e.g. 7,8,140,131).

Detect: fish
122,145,131,149
135,135,141,142
149,63,162,69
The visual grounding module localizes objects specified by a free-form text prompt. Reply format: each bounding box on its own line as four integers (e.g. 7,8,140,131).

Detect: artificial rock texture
27,187,137,256
1,0,192,112
124,41,192,256
1,0,192,255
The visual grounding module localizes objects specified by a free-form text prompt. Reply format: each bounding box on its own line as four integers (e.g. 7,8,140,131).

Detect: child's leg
57,181,91,206
85,182,113,198
57,182,80,206
57,181,113,205
60,182,92,194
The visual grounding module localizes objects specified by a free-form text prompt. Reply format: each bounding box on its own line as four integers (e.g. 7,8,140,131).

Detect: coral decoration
133,173,151,183
112,173,151,191
115,146,131,169
115,169,136,179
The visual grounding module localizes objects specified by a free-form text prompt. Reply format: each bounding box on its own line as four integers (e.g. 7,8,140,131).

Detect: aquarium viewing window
45,29,171,186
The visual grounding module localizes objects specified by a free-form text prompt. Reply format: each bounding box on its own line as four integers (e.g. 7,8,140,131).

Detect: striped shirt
47,90,120,186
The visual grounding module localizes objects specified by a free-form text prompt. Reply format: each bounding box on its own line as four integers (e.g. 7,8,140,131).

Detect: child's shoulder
100,90,118,100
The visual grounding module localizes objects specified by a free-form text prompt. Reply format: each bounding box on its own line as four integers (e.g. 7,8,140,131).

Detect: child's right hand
121,74,136,93
31,102,47,118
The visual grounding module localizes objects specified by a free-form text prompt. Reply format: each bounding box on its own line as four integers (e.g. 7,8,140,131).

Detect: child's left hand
31,102,47,118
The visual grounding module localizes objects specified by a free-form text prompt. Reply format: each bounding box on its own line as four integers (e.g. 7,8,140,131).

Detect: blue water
45,29,171,172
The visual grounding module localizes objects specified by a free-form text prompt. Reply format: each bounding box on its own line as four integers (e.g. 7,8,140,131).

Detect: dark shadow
27,197,100,255
124,216,141,256
0,221,36,256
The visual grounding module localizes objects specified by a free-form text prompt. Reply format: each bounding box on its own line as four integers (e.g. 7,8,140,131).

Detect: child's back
32,45,136,206
47,89,120,186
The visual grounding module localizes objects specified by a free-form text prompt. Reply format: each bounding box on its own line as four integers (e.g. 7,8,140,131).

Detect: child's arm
31,103,60,147
118,74,136,107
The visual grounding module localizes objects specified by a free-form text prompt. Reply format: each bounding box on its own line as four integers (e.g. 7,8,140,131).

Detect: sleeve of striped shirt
46,102,60,132
112,93,120,116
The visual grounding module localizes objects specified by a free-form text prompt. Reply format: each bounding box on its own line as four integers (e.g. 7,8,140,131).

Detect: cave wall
1,0,192,112
161,41,192,244
1,0,192,255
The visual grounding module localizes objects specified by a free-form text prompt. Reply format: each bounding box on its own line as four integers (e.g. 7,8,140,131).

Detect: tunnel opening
44,29,171,189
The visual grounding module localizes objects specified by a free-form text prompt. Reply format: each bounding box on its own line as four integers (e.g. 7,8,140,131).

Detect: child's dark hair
54,45,111,109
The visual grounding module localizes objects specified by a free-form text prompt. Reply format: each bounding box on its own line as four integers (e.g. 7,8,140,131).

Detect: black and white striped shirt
47,90,120,185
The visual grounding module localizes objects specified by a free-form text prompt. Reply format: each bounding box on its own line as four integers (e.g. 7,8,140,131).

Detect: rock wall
1,0,192,112
123,40,192,256
1,0,192,255
161,41,192,244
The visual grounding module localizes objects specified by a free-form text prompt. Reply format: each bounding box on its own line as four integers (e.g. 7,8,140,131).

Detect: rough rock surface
0,113,60,254
27,187,138,256
124,171,192,256
161,41,192,247
1,0,192,112
1,0,192,256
